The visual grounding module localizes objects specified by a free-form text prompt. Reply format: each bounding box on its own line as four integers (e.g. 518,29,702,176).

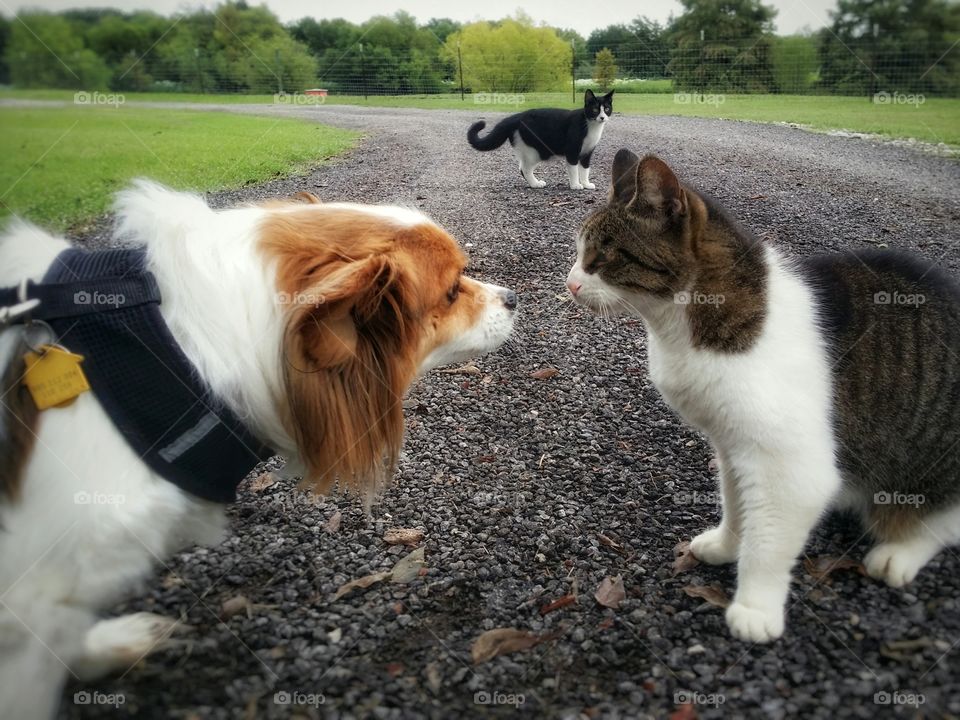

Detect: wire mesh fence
9,38,959,100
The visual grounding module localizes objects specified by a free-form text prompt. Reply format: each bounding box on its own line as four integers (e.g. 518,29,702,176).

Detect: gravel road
59,102,960,719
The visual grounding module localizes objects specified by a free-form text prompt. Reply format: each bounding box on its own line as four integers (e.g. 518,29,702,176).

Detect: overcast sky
6,0,840,36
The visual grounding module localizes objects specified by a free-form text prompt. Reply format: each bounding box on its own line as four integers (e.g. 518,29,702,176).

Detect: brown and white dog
0,181,516,716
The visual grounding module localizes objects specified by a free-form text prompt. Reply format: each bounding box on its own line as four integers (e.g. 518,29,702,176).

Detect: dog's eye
447,280,461,303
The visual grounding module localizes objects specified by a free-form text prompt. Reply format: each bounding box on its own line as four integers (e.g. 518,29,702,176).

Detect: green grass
2,88,956,146
0,105,359,230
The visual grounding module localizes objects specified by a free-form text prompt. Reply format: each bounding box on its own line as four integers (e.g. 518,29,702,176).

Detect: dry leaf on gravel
539,594,576,616
673,541,700,575
390,547,427,583
248,473,276,492
383,528,425,546
669,703,698,720
471,628,543,664
530,367,559,380
682,583,731,609
438,363,481,375
324,510,342,534
803,555,865,583
334,547,427,599
597,533,622,550
220,595,252,619
333,571,393,600
595,575,626,610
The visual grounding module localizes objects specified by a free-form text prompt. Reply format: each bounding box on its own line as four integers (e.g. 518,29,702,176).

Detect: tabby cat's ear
610,148,641,205
636,155,687,217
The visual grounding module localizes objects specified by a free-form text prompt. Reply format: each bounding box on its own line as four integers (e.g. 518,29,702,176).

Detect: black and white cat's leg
690,450,741,565
578,152,596,190
512,139,546,189
565,149,583,190
864,501,960,588
723,446,840,643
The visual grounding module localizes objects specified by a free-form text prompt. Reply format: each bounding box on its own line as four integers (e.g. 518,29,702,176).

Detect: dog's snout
501,290,518,311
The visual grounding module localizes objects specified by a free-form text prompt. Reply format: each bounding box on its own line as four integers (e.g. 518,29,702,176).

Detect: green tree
667,0,778,93
6,13,110,89
771,34,818,93
442,14,570,92
817,0,960,96
588,17,669,78
593,48,618,89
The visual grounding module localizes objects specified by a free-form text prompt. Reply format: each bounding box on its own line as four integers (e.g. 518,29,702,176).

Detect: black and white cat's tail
467,118,518,151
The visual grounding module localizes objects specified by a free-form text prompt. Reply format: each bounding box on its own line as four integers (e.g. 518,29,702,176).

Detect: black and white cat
468,90,613,190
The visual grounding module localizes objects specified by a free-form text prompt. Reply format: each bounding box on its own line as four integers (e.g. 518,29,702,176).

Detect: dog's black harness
0,248,273,503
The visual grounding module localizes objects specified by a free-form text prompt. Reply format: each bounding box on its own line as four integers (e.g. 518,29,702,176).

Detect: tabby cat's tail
467,118,518,151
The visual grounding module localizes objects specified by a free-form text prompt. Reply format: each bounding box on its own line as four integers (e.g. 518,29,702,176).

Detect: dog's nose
501,290,517,311
567,279,582,296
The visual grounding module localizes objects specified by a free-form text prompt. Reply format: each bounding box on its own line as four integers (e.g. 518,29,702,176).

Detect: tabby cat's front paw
864,542,928,588
725,601,784,643
690,527,738,565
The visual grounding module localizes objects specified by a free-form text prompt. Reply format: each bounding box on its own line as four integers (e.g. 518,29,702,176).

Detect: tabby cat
566,149,960,642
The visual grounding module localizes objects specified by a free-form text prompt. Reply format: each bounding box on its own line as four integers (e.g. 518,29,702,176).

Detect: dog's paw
75,613,186,680
864,542,927,588
583,181,597,190
690,527,738,565
725,601,784,643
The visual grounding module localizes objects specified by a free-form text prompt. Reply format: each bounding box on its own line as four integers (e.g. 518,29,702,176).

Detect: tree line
1,0,957,97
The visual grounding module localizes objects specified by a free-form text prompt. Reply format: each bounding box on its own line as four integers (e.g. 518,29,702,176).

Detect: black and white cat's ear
610,148,641,205
605,90,615,98
584,89,596,102
636,155,687,217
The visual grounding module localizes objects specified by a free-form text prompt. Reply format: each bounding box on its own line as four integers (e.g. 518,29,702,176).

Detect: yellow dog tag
23,345,90,410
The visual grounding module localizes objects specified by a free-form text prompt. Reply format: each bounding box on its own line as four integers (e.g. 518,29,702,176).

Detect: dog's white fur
568,241,960,643
0,182,514,715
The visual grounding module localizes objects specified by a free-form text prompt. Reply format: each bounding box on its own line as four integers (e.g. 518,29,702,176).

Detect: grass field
3,88,958,147
0,105,359,230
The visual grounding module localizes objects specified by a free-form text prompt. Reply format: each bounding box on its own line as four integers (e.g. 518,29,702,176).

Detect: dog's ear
610,148,641,205
291,191,322,204
281,254,413,497
287,255,399,369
